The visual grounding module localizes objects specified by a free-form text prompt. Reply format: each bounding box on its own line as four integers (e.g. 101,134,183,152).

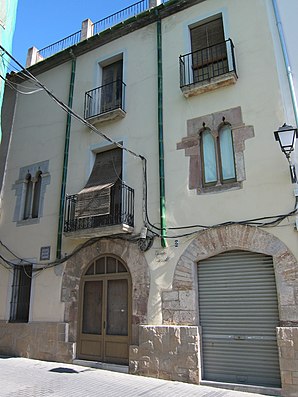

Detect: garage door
197,250,281,388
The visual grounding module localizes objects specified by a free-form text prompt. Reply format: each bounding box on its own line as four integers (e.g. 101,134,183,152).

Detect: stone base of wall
129,325,200,384
0,321,73,363
277,327,298,397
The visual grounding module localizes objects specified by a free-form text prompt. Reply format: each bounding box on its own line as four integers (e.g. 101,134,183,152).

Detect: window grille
10,265,32,322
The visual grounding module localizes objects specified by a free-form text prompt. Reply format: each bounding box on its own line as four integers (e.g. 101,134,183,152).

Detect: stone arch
61,238,150,346
162,225,298,325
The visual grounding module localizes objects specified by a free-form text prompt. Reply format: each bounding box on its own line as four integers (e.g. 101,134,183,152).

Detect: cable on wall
0,45,297,267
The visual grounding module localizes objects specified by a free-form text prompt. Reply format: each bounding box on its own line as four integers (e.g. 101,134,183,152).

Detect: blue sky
13,0,138,65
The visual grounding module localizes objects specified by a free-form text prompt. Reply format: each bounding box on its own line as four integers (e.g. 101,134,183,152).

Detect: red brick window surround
177,107,254,194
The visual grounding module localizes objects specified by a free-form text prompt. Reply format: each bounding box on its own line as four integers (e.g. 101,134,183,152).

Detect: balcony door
78,255,131,365
101,60,123,113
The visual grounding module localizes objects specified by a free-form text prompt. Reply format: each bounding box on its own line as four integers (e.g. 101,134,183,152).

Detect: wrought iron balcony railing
179,39,237,89
64,183,134,233
84,80,126,119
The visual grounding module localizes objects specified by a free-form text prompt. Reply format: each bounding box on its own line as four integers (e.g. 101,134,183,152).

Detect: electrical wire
0,74,43,95
0,232,147,278
0,45,297,260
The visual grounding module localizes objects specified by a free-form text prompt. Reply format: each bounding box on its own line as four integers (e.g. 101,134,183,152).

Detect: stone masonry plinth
277,327,298,397
0,321,73,363
129,325,200,384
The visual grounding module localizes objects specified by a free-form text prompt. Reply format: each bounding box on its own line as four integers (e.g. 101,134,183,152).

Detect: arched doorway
163,225,298,393
77,255,131,365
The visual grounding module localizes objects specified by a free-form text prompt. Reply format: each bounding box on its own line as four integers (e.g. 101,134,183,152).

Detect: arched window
200,125,236,187
178,107,254,194
219,125,236,182
13,160,50,224
23,174,33,220
32,171,42,218
201,129,217,185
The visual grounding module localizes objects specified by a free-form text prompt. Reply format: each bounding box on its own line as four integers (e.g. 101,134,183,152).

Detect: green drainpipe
56,55,76,259
157,18,167,248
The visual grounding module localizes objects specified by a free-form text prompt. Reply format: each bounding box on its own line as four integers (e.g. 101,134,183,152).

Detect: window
201,124,236,187
101,60,123,114
9,265,32,322
219,125,236,181
179,15,237,95
64,146,135,233
75,147,123,219
23,173,33,219
190,16,228,83
32,171,42,218
12,160,50,225
23,171,42,220
177,107,254,194
84,56,126,122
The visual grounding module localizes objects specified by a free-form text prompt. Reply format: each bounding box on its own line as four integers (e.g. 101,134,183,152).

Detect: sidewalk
0,357,279,397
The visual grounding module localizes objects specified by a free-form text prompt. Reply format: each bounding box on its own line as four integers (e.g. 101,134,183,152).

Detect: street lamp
274,123,298,183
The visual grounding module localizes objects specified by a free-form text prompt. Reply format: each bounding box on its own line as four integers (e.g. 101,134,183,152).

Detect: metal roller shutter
197,250,281,388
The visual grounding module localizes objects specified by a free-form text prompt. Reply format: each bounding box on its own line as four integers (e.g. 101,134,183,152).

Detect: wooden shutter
102,60,123,84
101,60,123,113
76,148,122,218
191,17,225,52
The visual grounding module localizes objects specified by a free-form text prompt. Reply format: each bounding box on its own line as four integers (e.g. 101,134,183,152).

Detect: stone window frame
12,160,50,226
177,107,254,194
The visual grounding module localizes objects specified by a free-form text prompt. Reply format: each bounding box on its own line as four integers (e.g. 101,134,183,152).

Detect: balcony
64,182,134,238
179,39,237,98
84,80,126,124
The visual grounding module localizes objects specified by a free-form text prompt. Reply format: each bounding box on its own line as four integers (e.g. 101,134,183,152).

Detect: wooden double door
78,256,131,365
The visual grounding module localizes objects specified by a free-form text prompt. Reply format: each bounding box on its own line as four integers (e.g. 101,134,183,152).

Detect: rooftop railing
38,31,81,60
93,0,149,35
36,0,168,61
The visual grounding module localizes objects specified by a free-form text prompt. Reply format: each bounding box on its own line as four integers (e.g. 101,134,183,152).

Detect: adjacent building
0,0,297,396
0,0,18,189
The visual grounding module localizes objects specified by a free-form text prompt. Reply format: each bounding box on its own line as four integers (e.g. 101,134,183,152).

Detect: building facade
0,0,18,189
0,0,298,396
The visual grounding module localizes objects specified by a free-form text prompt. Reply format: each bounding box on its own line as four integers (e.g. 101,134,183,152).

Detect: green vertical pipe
157,19,167,248
56,56,76,259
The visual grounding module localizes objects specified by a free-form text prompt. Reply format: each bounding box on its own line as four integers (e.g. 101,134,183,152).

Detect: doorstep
200,380,281,396
73,359,128,374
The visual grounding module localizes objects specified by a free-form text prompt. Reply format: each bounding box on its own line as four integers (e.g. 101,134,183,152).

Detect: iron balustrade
179,39,237,88
84,80,126,119
64,183,134,233
37,31,81,60
92,0,149,35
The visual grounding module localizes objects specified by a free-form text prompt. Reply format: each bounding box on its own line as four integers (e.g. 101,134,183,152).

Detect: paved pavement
0,357,278,397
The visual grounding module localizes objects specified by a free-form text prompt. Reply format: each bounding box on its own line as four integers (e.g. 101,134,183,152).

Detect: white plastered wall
0,0,297,325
